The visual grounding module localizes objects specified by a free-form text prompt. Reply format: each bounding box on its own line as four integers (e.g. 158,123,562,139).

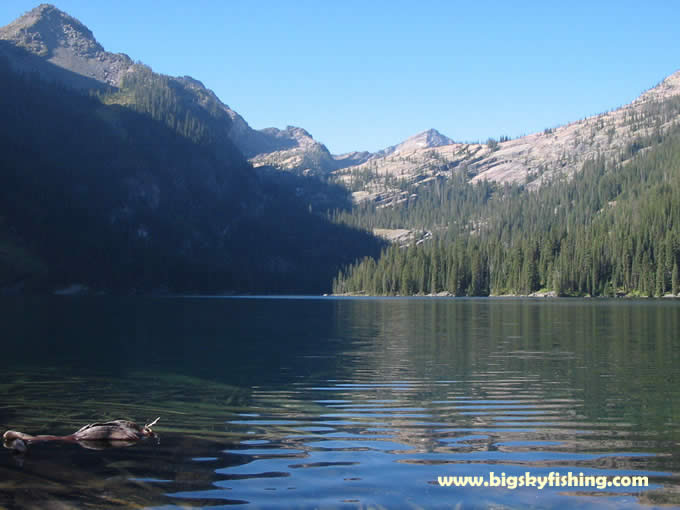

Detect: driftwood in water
3,417,160,452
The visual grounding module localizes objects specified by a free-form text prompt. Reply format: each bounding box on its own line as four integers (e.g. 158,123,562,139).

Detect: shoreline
331,291,680,299
3,283,679,300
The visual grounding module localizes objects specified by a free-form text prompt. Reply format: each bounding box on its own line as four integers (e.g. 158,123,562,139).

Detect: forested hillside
0,57,383,293
332,113,680,297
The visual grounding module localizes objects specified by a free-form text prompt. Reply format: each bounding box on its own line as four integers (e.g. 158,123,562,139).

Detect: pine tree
656,252,666,296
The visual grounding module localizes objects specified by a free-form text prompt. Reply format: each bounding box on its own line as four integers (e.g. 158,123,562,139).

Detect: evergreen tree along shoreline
332,111,680,298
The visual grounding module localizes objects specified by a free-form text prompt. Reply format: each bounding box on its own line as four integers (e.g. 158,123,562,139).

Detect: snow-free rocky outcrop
0,3,133,88
335,72,680,203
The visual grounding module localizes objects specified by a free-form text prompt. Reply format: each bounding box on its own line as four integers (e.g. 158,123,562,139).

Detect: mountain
0,3,366,176
248,126,338,174
0,5,320,172
335,73,680,204
0,3,132,88
7,4,679,192
247,127,457,176
249,127,381,174
0,5,242,158
0,5,449,177
3,3,680,298
334,115,680,298
331,74,680,298
374,129,456,158
249,128,456,175
0,5,383,293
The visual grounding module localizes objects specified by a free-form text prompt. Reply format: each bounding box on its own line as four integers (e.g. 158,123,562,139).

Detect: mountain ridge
0,4,322,169
0,5,384,293
3,5,680,199
0,4,386,175
335,70,680,204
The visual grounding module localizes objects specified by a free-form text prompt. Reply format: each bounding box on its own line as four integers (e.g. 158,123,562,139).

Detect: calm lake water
1,296,679,509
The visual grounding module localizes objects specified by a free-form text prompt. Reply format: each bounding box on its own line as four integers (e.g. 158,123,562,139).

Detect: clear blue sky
2,1,679,153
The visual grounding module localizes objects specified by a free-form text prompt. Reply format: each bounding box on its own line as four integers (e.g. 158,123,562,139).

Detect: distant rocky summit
0,3,133,87
374,128,457,158
249,126,350,175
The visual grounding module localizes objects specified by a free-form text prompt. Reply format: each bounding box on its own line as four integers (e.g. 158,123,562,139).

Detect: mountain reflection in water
0,296,678,508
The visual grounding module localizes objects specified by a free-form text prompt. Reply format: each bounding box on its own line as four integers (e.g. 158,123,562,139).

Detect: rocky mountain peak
0,4,101,58
0,4,133,87
414,128,456,147
0,4,261,161
282,126,317,143
376,128,455,157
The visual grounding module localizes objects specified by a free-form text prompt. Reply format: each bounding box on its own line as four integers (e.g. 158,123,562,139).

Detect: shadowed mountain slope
0,5,384,293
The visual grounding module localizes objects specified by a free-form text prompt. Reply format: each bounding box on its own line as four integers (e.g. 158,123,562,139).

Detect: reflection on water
0,297,679,508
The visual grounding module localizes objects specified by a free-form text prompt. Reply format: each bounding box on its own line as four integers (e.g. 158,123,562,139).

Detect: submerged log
3,417,160,452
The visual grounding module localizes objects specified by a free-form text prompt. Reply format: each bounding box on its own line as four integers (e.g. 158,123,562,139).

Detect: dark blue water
1,297,679,508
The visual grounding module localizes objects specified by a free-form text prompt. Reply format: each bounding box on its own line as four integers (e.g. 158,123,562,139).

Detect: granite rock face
335,71,680,203
374,128,457,158
249,126,339,174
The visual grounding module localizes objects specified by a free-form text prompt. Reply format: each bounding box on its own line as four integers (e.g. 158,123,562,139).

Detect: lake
1,296,679,509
